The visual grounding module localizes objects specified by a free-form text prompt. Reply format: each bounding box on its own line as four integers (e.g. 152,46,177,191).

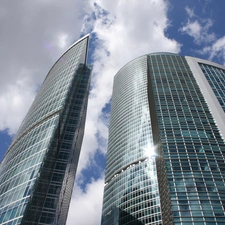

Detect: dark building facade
101,53,225,225
0,35,92,225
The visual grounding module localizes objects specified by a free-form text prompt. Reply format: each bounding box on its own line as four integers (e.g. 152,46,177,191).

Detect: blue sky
1,0,225,224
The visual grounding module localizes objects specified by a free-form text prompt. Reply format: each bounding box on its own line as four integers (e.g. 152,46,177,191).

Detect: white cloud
210,36,225,60
185,6,195,18
66,177,104,225
57,33,70,49
180,5,225,65
200,36,225,64
0,0,91,134
180,6,215,44
180,7,225,64
181,20,201,39
0,68,37,135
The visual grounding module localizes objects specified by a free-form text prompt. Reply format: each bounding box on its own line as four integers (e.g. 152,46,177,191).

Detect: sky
1,0,225,224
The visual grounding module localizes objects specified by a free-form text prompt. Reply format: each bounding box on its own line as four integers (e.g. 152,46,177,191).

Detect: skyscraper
0,35,92,225
101,53,225,225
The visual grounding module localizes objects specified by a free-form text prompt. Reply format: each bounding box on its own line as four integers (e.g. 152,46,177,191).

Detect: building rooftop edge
65,33,90,53
42,34,90,84
148,52,179,56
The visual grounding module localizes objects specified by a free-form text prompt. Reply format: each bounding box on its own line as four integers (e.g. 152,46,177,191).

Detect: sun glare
144,144,157,158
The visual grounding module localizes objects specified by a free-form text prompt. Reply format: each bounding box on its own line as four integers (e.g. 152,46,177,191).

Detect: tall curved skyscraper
0,35,92,225
101,53,225,225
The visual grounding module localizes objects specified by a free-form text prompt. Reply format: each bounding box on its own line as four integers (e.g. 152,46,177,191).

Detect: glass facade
102,53,225,225
102,56,162,225
0,35,92,225
199,63,225,112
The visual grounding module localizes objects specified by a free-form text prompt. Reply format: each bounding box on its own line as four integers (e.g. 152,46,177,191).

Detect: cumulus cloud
0,68,37,135
200,36,225,64
179,6,225,64
180,6,215,44
0,0,91,134
210,37,225,60
185,6,195,18
66,177,105,225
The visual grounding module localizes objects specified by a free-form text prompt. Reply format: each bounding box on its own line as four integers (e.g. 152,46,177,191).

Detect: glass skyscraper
0,35,92,225
101,53,225,225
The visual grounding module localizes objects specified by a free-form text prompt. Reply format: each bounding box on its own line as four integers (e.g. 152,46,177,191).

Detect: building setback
101,53,225,225
0,35,92,225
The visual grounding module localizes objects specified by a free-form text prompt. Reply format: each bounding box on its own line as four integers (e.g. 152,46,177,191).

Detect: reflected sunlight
144,144,157,158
